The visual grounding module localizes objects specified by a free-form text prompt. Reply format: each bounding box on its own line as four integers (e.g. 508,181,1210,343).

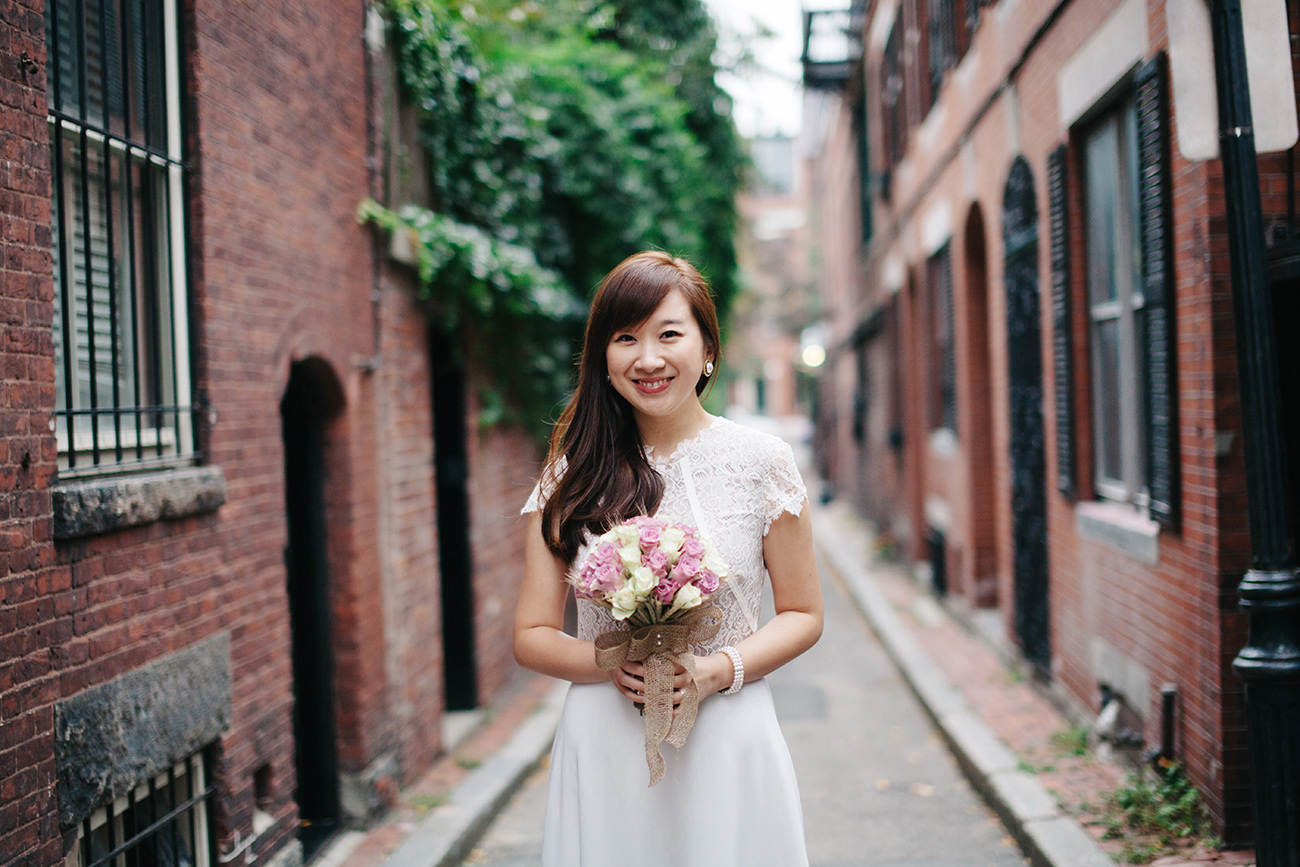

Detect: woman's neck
635,402,713,456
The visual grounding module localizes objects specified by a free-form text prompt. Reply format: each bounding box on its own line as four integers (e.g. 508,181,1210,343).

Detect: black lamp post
1209,1,1300,863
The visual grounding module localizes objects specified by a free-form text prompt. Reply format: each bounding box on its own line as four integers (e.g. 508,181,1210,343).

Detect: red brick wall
0,2,61,863
467,394,540,705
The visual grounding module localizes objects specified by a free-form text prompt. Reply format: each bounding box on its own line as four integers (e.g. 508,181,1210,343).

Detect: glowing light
801,344,826,368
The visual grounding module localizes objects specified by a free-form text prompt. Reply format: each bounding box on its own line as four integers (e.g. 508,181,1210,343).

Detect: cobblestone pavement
463,552,1028,867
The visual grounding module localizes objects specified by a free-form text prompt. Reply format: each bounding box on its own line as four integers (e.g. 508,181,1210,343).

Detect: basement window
77,754,214,867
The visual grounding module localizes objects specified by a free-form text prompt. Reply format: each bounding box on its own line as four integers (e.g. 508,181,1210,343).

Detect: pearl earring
705,360,715,377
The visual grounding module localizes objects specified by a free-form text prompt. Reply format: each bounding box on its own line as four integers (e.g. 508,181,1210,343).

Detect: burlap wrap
593,604,722,786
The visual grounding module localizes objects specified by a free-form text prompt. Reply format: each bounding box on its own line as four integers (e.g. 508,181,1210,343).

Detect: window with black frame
79,754,214,867
926,0,959,112
927,244,956,434
882,22,906,171
45,0,196,477
1083,94,1148,504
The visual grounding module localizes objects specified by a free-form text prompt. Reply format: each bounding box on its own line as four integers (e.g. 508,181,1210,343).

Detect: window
78,754,214,867
927,244,956,433
926,0,959,111
1083,96,1146,503
46,0,196,476
853,86,872,245
882,22,906,171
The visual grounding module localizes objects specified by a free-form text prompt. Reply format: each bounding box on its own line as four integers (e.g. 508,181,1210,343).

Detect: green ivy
372,0,744,437
357,199,586,434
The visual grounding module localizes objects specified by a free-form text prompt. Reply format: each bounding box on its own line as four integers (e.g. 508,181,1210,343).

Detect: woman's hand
609,659,693,707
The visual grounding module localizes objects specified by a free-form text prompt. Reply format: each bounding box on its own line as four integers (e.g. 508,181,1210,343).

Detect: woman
514,251,823,866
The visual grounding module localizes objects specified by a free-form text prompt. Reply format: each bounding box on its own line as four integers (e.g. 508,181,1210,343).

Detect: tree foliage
363,0,744,435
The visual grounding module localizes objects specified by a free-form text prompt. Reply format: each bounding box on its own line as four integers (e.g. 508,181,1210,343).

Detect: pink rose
653,576,679,604
594,542,619,568
671,555,701,584
591,564,621,594
695,570,719,595
681,538,706,560
643,548,669,577
638,524,663,551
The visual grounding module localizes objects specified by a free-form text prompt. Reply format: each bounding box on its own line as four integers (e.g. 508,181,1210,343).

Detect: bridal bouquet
571,516,728,626
569,517,729,785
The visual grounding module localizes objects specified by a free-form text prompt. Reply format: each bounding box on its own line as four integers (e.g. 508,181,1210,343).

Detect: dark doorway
1003,157,1052,676
281,360,342,859
964,204,999,607
1272,267,1300,549
430,332,478,711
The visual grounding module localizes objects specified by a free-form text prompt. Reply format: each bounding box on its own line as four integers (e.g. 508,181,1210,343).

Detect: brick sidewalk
321,671,558,867
821,501,1256,867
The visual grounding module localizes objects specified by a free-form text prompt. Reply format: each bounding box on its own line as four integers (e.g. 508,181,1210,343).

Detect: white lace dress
522,416,810,867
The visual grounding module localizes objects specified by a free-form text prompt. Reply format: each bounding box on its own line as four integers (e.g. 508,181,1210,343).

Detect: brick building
807,0,1300,844
0,2,533,866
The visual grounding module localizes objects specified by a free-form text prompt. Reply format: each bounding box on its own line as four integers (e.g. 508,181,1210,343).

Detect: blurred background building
804,0,1300,847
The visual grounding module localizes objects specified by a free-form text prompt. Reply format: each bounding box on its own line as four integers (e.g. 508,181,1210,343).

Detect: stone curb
812,511,1113,867
380,680,568,867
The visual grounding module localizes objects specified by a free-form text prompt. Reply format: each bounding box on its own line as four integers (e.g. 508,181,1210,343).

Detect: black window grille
45,0,197,477
80,754,215,867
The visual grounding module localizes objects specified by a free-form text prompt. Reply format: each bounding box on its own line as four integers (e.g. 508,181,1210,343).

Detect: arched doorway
963,203,999,608
281,358,345,858
1002,158,1051,676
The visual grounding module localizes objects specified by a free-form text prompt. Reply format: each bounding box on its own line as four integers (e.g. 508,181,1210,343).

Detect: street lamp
1209,1,1300,863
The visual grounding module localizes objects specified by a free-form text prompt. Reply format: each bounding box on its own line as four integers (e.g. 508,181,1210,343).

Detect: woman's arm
693,501,824,695
513,511,609,683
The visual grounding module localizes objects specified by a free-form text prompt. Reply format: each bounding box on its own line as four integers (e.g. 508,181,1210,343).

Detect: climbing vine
363,0,744,436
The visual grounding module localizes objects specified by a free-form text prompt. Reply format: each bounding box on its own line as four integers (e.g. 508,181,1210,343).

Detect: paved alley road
461,550,1026,867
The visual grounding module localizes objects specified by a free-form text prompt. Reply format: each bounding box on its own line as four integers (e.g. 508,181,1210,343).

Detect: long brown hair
540,251,721,561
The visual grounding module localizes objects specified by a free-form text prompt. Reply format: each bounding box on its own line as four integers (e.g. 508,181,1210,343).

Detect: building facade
808,0,1300,844
0,1,533,865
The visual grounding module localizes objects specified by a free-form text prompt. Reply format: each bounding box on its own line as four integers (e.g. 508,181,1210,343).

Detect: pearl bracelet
719,645,744,695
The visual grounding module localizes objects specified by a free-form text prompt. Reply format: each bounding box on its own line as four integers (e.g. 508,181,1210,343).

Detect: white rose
612,524,641,547
618,544,642,570
658,526,686,556
666,584,703,618
630,566,656,596
610,586,639,620
702,548,729,580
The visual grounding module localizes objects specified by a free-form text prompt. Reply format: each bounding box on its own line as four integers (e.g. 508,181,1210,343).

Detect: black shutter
1048,145,1074,499
1136,54,1179,529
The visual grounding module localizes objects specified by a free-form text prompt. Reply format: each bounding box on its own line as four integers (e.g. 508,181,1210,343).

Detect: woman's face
605,289,711,426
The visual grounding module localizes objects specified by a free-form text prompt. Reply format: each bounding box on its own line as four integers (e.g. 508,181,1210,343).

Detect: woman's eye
613,334,634,343
661,330,682,340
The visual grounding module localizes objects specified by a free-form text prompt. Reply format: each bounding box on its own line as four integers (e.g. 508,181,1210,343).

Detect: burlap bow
593,604,722,786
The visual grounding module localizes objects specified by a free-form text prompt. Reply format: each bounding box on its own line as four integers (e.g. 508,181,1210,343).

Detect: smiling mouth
633,377,673,393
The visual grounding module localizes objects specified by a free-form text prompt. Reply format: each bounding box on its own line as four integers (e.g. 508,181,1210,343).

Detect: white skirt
542,678,809,867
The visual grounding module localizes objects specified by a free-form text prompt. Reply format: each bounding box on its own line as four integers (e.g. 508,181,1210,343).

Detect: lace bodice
522,416,807,653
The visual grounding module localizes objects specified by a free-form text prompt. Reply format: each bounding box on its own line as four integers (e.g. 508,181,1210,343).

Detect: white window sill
1075,500,1160,565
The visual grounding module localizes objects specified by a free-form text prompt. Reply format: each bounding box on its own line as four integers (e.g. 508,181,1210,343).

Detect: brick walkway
838,505,1256,867
326,672,558,867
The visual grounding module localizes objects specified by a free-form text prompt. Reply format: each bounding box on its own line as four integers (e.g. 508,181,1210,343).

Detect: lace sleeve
762,440,807,535
521,456,566,515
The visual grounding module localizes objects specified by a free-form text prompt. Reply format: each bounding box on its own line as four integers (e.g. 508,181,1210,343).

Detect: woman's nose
635,345,665,370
